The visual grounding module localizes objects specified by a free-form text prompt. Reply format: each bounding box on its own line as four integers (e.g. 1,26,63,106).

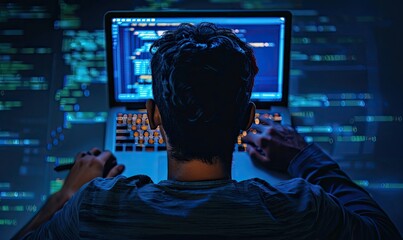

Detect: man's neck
167,155,232,181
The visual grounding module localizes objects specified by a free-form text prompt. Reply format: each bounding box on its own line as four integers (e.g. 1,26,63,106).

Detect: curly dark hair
150,22,258,164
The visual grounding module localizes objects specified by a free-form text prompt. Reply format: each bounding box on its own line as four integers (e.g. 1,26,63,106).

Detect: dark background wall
0,0,402,238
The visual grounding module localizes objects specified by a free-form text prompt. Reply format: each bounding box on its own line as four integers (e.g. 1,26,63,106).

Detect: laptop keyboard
114,112,282,152
115,113,165,152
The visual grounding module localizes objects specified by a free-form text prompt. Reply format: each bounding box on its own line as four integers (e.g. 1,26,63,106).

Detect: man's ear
146,99,162,130
241,102,256,131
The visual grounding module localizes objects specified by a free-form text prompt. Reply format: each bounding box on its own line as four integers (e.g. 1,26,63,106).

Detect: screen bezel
104,11,292,109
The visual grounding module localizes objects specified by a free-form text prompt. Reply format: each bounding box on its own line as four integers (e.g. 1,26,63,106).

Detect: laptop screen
105,11,291,108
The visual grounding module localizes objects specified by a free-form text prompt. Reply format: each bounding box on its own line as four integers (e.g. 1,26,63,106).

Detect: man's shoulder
82,174,154,194
242,177,314,190
241,177,322,201
242,178,323,220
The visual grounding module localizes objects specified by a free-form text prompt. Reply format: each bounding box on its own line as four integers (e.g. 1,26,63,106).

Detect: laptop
104,11,292,183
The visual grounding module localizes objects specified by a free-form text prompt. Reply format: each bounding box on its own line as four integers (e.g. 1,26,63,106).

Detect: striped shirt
25,144,401,239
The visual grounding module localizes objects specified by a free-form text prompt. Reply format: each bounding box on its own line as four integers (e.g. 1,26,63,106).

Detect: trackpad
232,152,289,185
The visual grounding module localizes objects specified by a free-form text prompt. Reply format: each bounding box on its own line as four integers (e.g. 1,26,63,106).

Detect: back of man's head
150,22,258,164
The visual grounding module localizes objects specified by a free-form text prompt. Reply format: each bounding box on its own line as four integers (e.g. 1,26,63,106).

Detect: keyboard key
237,144,246,152
145,145,154,152
237,136,242,145
157,145,167,151
116,132,130,137
116,139,134,144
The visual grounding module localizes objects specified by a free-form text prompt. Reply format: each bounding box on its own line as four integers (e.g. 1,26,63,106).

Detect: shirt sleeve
23,188,84,239
288,144,402,239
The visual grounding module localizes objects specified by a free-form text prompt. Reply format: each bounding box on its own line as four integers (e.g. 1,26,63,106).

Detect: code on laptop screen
109,16,287,103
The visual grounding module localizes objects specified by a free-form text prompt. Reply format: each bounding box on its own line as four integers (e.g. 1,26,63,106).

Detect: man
14,23,401,239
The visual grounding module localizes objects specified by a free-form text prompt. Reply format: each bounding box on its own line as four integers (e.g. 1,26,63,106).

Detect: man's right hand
241,117,308,172
59,148,124,201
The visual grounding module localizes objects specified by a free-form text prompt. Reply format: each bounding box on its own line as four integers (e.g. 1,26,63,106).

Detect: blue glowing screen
109,17,287,103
